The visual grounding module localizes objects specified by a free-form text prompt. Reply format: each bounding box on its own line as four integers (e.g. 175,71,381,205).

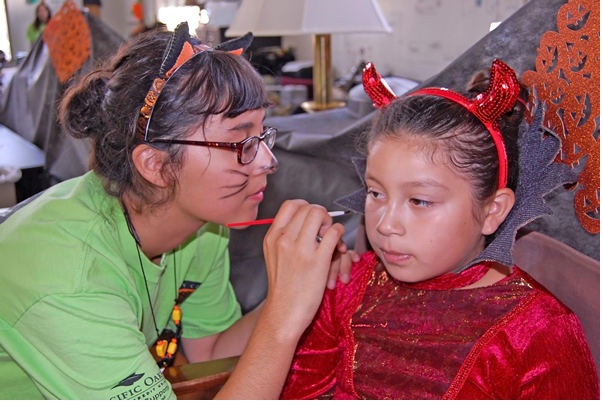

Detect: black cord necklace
124,206,182,370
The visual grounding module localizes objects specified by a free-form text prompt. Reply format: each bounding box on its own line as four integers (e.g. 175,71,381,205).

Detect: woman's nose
254,141,279,174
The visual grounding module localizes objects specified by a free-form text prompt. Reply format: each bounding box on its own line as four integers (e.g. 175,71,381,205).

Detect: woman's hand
327,242,360,290
217,201,345,399
262,200,345,339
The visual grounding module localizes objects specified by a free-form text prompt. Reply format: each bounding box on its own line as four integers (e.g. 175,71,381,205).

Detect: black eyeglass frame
146,126,277,165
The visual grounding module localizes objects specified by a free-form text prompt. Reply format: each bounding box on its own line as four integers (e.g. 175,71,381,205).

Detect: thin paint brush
225,210,351,227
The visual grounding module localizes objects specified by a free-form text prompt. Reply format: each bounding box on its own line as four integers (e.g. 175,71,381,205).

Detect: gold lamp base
300,100,346,113
301,33,347,114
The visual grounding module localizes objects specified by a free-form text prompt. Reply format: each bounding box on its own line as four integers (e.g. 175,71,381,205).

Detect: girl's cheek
364,202,383,226
364,202,377,221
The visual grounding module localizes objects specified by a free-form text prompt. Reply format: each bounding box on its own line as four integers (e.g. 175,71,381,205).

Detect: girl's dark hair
59,28,269,209
367,67,527,209
33,3,52,30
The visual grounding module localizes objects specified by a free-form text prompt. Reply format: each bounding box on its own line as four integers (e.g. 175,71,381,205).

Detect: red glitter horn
362,62,397,108
409,60,520,189
362,60,520,188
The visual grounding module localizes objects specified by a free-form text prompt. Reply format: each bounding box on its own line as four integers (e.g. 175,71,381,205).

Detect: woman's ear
132,144,169,188
481,188,515,236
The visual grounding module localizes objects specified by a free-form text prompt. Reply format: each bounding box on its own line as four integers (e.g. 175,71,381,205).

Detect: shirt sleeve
10,293,177,400
178,224,242,339
26,24,37,43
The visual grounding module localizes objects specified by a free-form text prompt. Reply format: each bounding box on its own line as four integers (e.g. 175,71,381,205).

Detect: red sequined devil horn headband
362,59,523,189
135,22,253,141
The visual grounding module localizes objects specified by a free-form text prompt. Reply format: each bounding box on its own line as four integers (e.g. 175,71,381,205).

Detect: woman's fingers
326,253,342,290
266,201,330,248
298,207,334,246
329,239,351,288
326,244,356,290
336,239,348,254
315,223,344,258
262,201,345,336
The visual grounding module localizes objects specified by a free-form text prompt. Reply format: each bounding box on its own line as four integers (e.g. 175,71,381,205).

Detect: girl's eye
410,198,433,207
367,189,384,199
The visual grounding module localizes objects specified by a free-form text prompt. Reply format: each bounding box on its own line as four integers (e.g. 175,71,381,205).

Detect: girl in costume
0,23,353,399
279,60,599,400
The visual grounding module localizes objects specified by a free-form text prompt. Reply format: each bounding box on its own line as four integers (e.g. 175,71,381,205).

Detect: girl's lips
381,249,412,264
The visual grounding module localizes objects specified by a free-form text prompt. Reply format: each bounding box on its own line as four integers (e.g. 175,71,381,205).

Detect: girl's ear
481,188,515,236
132,144,169,188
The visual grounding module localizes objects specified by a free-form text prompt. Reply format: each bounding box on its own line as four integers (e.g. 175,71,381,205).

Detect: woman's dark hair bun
59,69,111,140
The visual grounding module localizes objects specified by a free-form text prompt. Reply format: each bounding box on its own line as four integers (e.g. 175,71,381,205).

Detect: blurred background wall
4,0,527,82
280,0,527,82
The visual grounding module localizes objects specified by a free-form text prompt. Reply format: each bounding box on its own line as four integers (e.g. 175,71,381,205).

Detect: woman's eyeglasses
147,126,277,165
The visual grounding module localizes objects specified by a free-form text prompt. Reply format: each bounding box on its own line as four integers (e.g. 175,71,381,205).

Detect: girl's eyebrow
404,179,450,191
365,173,382,186
366,174,449,191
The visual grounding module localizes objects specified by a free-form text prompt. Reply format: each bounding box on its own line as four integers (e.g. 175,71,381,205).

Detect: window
0,0,10,60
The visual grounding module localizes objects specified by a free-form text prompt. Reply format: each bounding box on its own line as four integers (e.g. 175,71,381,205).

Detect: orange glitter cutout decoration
521,0,599,234
42,0,91,84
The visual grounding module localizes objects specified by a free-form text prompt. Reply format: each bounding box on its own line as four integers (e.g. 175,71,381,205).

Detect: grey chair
513,230,600,376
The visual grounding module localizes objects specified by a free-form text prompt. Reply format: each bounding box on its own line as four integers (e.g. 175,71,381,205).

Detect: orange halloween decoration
521,0,599,233
42,0,91,84
132,1,143,21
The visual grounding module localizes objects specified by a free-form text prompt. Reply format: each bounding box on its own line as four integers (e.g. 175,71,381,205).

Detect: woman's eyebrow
227,112,266,132
228,121,255,132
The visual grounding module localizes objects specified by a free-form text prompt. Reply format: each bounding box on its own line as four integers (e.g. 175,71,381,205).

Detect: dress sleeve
280,252,376,400
455,293,600,400
279,287,341,399
8,293,177,400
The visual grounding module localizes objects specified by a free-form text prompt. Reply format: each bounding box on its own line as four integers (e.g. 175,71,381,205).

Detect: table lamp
225,0,392,112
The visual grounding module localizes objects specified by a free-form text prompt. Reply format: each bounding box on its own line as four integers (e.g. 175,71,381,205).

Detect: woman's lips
247,187,265,201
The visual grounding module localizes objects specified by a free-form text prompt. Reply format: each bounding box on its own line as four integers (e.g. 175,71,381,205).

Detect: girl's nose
376,204,405,237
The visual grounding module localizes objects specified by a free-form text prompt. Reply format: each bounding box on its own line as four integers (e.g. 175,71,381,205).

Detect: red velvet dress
280,252,599,400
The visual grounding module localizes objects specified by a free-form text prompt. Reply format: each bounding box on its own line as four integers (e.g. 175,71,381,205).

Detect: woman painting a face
0,23,354,400
164,112,277,231
119,44,281,262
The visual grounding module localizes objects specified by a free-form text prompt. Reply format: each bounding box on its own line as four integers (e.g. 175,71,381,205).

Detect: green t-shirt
26,23,45,45
0,172,242,399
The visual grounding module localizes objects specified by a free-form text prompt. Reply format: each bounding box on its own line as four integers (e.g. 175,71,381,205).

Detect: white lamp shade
204,1,240,28
225,0,392,37
158,7,201,34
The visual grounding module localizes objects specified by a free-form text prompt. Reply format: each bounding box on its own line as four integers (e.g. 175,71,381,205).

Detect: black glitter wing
457,103,578,272
334,157,367,214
